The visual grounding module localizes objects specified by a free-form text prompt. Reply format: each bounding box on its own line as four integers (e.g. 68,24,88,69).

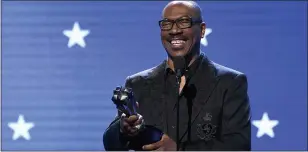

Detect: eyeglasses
158,16,202,31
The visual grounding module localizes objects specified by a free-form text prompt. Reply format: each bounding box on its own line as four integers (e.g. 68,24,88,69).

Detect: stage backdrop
1,1,307,151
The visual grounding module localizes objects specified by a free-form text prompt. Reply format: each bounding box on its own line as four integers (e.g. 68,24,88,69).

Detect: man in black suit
103,1,251,151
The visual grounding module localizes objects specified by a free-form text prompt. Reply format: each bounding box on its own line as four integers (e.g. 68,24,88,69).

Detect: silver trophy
111,86,163,150
112,86,138,116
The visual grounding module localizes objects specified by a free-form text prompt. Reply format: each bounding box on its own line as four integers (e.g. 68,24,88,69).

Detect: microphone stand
175,70,181,151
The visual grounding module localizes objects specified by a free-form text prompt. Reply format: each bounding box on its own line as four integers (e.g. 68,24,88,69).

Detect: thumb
142,141,161,151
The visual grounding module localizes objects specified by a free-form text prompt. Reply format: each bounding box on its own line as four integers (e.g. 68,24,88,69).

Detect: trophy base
129,125,164,151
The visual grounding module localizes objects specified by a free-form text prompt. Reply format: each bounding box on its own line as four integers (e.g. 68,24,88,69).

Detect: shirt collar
164,53,204,78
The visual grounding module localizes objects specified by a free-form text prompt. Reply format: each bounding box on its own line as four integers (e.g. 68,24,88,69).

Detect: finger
121,115,134,133
142,144,157,151
121,113,130,123
122,121,131,132
127,115,138,123
126,117,140,131
155,147,164,151
122,116,137,125
130,116,143,132
133,119,143,127
126,125,141,136
133,114,143,126
142,142,161,151
122,120,130,128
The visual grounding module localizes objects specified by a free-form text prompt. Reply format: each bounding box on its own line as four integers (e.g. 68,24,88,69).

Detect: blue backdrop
1,1,307,151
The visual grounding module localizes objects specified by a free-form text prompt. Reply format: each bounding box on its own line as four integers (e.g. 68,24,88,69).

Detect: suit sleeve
211,74,251,150
103,76,133,151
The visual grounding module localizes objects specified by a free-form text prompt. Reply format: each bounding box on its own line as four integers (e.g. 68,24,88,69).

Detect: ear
201,22,206,38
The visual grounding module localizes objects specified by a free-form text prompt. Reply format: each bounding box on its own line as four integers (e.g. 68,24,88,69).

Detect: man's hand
142,134,176,151
119,101,144,137
120,113,144,137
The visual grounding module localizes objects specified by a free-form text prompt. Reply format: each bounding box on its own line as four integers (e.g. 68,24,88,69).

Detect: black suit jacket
103,54,251,151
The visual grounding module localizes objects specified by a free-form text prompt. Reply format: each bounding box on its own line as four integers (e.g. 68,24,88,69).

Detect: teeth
171,40,185,44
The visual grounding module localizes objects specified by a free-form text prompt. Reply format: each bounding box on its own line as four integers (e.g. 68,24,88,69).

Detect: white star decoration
201,28,212,46
63,22,90,48
8,115,35,140
252,112,279,138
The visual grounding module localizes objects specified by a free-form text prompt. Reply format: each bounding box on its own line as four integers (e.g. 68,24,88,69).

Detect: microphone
173,56,186,84
173,56,186,151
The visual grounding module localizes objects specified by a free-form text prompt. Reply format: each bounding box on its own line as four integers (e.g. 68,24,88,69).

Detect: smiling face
160,2,206,60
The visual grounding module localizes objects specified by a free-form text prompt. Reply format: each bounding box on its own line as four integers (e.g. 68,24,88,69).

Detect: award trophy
111,86,163,150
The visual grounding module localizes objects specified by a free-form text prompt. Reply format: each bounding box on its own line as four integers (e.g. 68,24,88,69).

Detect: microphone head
173,56,186,76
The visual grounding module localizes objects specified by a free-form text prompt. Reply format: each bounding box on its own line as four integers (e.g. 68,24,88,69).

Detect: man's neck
167,52,200,71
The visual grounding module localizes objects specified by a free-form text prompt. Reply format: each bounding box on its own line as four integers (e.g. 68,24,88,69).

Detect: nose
169,23,183,35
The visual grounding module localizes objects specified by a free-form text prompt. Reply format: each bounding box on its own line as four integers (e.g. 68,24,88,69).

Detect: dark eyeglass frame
158,16,202,31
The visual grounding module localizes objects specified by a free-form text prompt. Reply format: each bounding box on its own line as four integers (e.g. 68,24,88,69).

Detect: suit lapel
188,55,219,125
140,55,219,130
141,61,166,128
144,61,166,96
